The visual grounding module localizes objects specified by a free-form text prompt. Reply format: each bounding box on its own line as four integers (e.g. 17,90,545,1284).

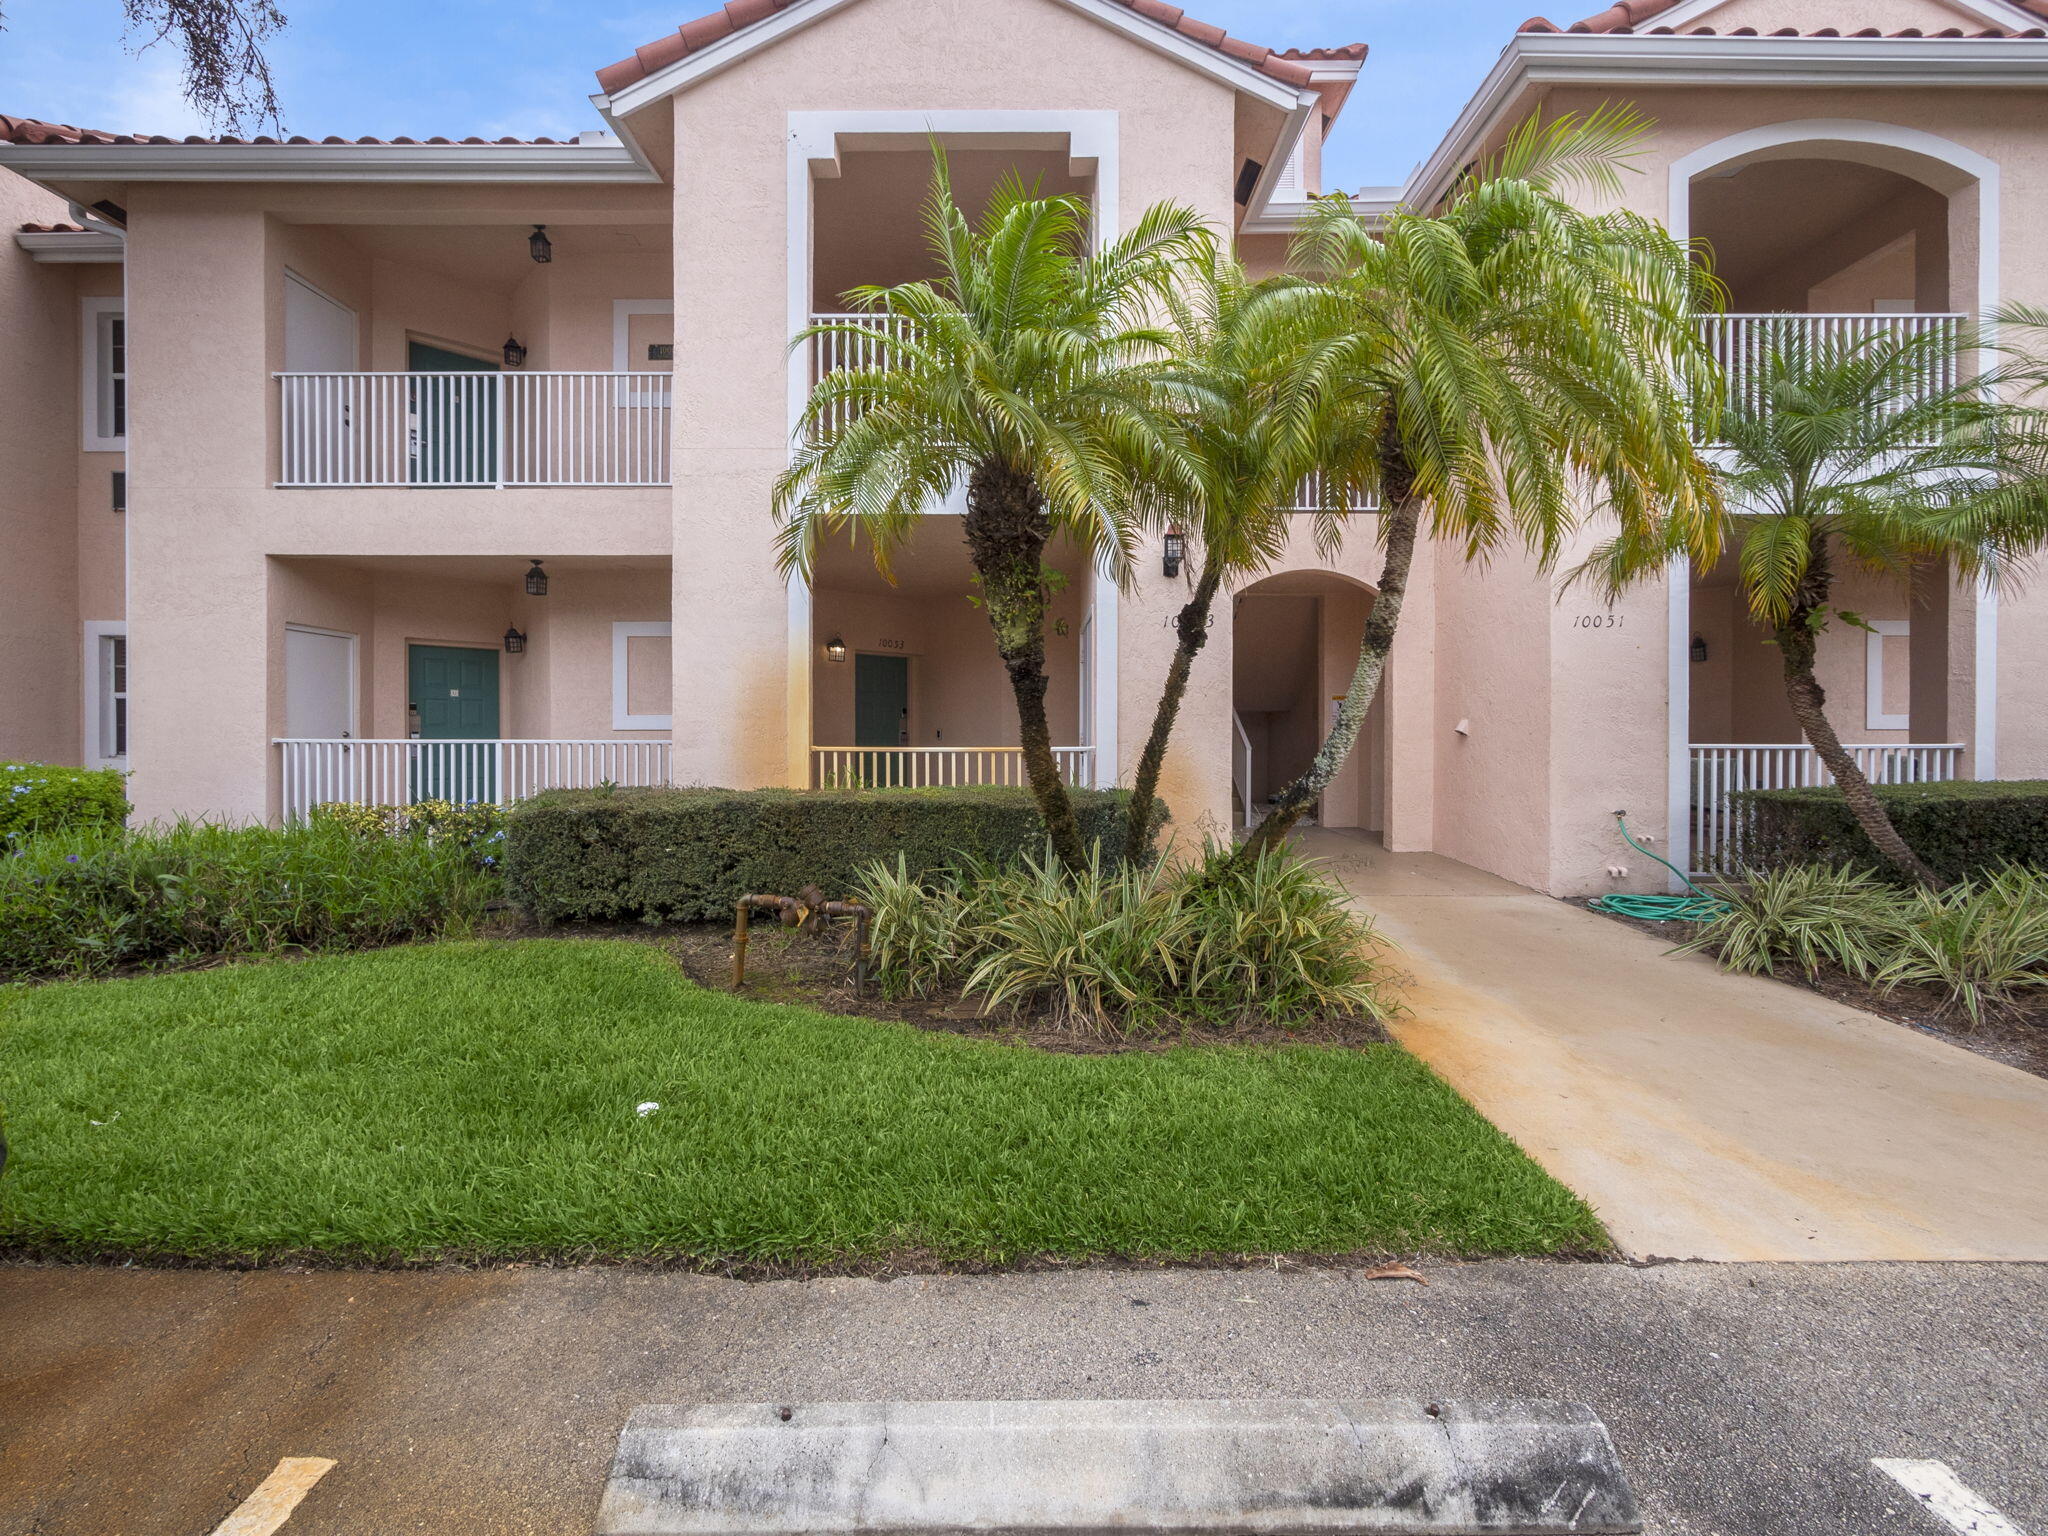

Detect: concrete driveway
1,1260,2043,1536
1305,830,2048,1261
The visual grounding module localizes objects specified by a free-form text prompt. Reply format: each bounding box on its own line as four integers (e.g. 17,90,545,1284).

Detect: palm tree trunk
1123,563,1223,865
964,457,1088,870
1236,493,1421,864
1774,609,1942,889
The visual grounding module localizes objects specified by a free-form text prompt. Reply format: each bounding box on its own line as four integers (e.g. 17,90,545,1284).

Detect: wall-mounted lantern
503,626,527,654
825,635,848,663
1162,527,1185,579
1690,633,1709,664
525,559,549,597
502,335,528,369
529,223,552,263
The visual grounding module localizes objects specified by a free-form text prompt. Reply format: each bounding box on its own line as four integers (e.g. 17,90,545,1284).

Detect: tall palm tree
1121,254,1380,865
1236,106,1721,862
774,154,1210,869
1580,323,2048,887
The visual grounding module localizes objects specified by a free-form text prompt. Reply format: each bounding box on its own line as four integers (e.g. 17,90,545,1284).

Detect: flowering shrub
0,763,129,844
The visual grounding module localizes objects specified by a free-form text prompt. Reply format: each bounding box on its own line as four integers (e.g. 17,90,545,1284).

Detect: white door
284,272,357,372
285,626,357,738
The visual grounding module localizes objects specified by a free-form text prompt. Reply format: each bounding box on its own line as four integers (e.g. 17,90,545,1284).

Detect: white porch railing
276,371,673,488
1285,471,1380,514
276,738,672,820
1688,741,1964,874
1696,314,1963,440
811,746,1095,790
1231,710,1255,827
809,313,914,434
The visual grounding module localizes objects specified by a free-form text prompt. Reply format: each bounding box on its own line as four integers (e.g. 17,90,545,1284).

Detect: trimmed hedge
1733,779,2048,884
505,785,1149,925
1,762,129,843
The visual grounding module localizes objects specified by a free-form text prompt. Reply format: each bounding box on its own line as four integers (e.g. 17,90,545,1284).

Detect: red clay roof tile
596,0,1362,97
0,114,576,147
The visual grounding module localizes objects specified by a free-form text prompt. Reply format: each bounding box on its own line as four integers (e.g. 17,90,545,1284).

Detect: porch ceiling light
529,223,552,263
825,635,848,663
526,559,549,597
504,626,527,654
1162,528,1185,579
502,335,528,369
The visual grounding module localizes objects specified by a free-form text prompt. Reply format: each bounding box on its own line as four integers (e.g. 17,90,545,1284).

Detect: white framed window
612,299,674,406
612,621,673,730
81,297,126,451
1866,619,1911,731
83,620,128,767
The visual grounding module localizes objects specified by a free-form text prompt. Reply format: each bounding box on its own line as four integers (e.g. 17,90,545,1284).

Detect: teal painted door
408,341,498,485
854,653,909,787
409,644,500,803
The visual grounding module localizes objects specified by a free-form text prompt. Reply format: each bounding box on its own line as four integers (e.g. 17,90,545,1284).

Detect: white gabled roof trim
1647,0,2039,30
1406,32,2048,211
13,227,124,262
0,141,657,183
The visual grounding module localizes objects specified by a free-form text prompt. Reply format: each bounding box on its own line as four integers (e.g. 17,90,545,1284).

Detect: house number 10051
1571,614,1623,629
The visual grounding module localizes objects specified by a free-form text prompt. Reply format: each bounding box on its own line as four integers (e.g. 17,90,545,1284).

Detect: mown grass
0,940,1604,1264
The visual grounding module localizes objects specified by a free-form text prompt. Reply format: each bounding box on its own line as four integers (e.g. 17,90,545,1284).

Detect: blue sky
0,0,1546,189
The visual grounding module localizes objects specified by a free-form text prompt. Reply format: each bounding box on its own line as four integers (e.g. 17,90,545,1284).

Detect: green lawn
0,940,1604,1263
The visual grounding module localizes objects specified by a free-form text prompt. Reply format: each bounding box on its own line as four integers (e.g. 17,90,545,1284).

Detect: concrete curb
594,1399,1642,1534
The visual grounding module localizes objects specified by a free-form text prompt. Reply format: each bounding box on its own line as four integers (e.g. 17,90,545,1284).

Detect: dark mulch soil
484,912,1393,1054
1582,903,2048,1081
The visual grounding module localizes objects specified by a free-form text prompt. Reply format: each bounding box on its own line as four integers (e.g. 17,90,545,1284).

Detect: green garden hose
1585,811,1732,922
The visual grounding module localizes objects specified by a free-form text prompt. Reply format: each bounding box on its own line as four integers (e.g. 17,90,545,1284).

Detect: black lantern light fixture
1162,527,1186,579
529,223,552,263
525,558,549,597
503,626,527,654
825,635,848,663
1690,633,1709,664
502,335,527,368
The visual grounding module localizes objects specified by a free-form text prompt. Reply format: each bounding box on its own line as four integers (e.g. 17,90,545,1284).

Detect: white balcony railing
277,371,672,488
1687,741,1964,875
276,738,672,820
811,746,1096,790
1697,314,1963,441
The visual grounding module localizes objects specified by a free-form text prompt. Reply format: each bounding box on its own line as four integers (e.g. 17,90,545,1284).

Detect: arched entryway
1230,569,1385,833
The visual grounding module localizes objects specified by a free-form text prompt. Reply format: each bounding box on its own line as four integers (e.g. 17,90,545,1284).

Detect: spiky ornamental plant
1580,323,2048,888
1120,253,1381,865
775,151,1210,869
1236,105,1721,862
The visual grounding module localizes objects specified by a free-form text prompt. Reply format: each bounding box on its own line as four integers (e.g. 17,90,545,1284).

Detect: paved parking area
2,1259,2042,1535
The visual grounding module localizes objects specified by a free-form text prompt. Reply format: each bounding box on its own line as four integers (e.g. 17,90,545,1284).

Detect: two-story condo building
3,0,2047,896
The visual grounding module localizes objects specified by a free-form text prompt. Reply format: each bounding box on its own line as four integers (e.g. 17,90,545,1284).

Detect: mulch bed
484,912,1393,1054
1582,903,2048,1081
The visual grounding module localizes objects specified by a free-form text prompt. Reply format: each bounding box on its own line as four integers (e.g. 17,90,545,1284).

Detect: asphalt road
1,1259,2041,1536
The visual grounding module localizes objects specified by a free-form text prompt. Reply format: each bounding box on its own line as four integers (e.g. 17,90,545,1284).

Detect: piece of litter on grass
636,1102,660,1117
1362,1263,1429,1285
88,1112,120,1127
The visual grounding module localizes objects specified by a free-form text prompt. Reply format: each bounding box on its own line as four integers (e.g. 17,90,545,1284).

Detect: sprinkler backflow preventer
732,888,873,994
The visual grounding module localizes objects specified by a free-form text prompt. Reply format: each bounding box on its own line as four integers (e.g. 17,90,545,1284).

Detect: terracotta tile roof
0,113,577,146
596,0,1365,95
1520,0,2048,34
16,220,89,232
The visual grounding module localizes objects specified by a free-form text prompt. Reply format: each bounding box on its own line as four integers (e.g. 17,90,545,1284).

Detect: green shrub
856,844,1397,1034
1678,864,1900,981
504,785,1149,925
1733,780,2048,884
311,797,506,864
0,820,498,982
1869,865,2048,1028
0,762,129,843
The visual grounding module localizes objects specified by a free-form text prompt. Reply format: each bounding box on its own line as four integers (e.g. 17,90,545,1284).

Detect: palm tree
1236,106,1721,862
774,153,1210,869
1580,322,2048,887
1121,254,1380,865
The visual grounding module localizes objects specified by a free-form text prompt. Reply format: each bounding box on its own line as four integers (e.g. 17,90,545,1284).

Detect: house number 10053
1571,614,1623,629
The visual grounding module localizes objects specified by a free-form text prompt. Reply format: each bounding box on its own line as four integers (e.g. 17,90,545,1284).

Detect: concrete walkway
1302,830,2048,1261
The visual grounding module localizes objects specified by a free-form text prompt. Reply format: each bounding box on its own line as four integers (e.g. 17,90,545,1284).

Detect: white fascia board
1241,90,1325,226
0,142,657,183
14,228,124,263
601,0,1303,119
1406,33,2048,209
1652,0,2038,27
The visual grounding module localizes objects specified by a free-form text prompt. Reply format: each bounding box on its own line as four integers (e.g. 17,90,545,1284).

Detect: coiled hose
1585,811,1732,922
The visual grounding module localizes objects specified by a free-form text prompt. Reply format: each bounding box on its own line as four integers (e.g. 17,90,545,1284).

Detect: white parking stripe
1873,1460,2027,1536
207,1457,337,1536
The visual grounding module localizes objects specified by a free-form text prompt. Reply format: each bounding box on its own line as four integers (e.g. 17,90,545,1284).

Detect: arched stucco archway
1230,567,1385,833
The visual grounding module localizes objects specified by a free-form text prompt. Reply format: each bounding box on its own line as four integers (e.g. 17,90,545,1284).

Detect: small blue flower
65,854,80,863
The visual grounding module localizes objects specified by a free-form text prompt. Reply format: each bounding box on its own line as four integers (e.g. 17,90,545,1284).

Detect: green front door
408,341,498,486
854,652,909,787
409,644,500,803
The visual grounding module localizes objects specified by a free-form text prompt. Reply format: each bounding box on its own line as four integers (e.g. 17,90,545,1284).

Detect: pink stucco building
2,0,2045,896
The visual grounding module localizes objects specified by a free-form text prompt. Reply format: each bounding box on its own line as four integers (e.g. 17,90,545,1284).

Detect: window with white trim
84,621,128,766
82,298,127,451
1865,620,1911,732
612,621,673,730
